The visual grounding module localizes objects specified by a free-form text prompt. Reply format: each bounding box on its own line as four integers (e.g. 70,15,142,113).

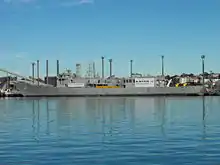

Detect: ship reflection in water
0,96,220,164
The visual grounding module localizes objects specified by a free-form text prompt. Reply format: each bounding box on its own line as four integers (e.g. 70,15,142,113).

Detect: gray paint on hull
14,81,204,97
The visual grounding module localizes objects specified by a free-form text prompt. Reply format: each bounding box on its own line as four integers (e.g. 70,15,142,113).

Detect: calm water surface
0,96,220,165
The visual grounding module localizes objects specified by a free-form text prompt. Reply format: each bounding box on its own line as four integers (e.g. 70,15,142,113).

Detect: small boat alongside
0,88,23,97
0,89,5,97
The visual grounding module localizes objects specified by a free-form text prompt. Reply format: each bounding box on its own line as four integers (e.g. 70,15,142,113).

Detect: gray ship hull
14,81,205,97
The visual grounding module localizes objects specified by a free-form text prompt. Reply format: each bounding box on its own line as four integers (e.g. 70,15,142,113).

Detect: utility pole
109,59,112,77
46,60,49,84
130,60,133,77
161,55,164,77
201,55,205,88
32,62,35,84
57,60,60,77
101,56,104,79
93,62,96,78
37,60,40,86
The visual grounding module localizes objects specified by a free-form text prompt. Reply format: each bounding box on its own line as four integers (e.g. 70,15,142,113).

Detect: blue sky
0,0,220,77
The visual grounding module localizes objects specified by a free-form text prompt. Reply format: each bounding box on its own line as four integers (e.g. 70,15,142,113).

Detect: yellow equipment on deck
96,86,120,88
176,83,188,87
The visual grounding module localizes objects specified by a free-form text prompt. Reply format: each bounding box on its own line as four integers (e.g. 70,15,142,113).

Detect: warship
12,77,206,97
0,59,214,97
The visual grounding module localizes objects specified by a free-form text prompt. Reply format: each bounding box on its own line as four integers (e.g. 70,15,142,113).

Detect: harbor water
0,96,220,164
